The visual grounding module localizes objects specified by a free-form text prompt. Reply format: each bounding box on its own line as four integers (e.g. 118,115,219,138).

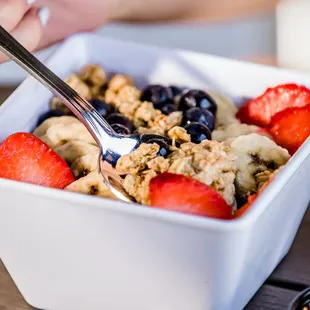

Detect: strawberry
0,132,75,189
149,172,232,219
236,84,310,127
268,105,310,155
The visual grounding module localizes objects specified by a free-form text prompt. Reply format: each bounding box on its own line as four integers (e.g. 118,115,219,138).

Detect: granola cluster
116,140,237,207
106,83,182,135
52,65,183,136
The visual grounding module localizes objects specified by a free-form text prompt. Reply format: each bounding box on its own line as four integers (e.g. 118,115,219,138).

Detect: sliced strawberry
236,84,310,127
0,132,75,189
268,105,310,155
149,172,232,219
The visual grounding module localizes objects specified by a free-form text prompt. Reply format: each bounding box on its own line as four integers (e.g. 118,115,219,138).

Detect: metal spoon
0,26,163,202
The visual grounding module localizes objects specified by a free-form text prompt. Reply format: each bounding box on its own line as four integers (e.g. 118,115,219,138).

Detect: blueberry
141,134,172,157
161,103,178,115
141,85,174,108
182,107,215,131
178,90,217,114
169,85,186,96
184,122,212,144
37,109,65,126
89,99,114,118
106,113,134,132
111,123,131,135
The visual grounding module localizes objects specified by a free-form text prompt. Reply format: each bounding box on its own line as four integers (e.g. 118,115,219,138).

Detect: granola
50,74,92,115
111,85,141,110
167,126,191,144
117,140,237,207
138,111,183,135
79,64,107,87
79,64,107,97
116,143,160,174
108,74,134,93
32,63,295,215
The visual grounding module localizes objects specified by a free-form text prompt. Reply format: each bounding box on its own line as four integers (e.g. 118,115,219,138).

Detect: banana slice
71,153,99,179
54,140,99,165
40,122,97,149
229,133,290,197
212,123,267,142
208,90,240,127
65,171,116,199
33,116,79,137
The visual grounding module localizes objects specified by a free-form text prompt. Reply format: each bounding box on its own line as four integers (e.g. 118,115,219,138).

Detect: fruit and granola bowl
1,35,310,310
0,64,309,220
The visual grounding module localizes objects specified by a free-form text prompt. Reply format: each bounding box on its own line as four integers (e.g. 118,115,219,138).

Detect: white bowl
0,33,309,310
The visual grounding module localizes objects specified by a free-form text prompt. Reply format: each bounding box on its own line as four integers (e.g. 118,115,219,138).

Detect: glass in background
277,0,310,72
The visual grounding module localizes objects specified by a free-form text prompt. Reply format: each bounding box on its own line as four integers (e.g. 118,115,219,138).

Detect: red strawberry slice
0,132,75,189
236,84,310,127
149,172,232,219
268,105,310,155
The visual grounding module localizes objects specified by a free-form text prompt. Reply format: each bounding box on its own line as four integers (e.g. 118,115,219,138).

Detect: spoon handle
0,26,114,146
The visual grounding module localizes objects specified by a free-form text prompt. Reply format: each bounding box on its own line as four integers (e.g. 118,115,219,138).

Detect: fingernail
27,0,36,5
38,7,50,26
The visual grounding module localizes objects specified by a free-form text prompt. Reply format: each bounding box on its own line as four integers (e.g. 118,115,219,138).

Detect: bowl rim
1,33,310,232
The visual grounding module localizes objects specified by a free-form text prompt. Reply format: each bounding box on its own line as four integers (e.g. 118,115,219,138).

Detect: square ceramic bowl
0,33,310,310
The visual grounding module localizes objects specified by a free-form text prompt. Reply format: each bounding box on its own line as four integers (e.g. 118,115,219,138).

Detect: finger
0,7,45,63
0,0,30,32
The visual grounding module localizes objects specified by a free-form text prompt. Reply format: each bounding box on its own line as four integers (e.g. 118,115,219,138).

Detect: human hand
0,0,49,63
35,0,113,49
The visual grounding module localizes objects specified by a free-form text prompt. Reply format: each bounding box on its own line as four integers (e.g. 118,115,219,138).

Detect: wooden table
0,80,309,310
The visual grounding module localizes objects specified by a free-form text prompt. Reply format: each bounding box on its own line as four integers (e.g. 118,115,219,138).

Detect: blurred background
0,8,276,85
1,0,308,89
